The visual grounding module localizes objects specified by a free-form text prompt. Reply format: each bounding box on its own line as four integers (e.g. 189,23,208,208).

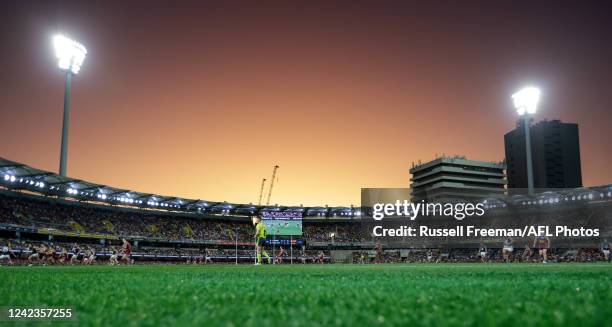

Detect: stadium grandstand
1,157,611,265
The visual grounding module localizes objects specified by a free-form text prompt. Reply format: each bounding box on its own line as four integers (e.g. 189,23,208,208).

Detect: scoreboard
261,211,303,236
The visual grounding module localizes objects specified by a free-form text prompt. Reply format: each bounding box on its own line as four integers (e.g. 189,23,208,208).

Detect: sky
0,0,611,206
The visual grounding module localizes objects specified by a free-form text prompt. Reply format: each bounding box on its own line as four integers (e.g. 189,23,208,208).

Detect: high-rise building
504,119,582,189
409,156,506,202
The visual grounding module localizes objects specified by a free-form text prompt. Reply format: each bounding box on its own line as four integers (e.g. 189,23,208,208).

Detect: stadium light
512,86,540,195
512,87,540,116
53,34,87,177
54,35,87,74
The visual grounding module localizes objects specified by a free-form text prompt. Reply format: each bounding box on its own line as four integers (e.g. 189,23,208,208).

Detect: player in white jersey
601,239,610,262
0,243,13,265
204,249,213,264
502,238,513,263
28,245,40,265
109,250,119,265
83,247,96,265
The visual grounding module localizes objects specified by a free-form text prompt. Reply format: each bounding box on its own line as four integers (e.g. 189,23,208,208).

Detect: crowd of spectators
1,193,610,266
0,194,372,244
1,195,257,241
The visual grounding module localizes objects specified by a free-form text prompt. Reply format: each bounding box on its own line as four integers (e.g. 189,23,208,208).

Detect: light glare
512,87,540,115
53,35,87,74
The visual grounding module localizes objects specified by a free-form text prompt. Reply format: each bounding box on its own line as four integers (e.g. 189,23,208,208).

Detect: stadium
2,157,611,264
1,157,611,326
2,1,612,326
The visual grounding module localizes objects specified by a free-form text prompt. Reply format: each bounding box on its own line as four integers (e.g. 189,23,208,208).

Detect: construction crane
257,178,267,206
265,165,279,205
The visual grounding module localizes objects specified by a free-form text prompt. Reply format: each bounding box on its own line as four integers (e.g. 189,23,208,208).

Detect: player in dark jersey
58,247,68,264
274,246,286,264
426,250,434,263
37,244,47,263
70,243,81,265
522,242,533,262
375,241,383,264
317,251,325,264
533,234,551,263
300,248,307,264
121,239,132,264
478,243,488,263
601,238,610,262
44,244,56,265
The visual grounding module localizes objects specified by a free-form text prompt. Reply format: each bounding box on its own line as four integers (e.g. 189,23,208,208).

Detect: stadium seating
1,167,611,265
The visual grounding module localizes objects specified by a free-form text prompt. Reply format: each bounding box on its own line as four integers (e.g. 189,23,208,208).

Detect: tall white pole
59,71,72,176
524,115,535,195
54,35,86,177
235,227,238,265
512,86,540,196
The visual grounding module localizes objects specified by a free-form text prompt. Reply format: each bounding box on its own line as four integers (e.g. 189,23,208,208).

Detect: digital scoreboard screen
261,211,303,236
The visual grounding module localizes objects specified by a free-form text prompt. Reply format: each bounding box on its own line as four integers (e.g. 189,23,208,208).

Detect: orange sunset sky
1,1,611,206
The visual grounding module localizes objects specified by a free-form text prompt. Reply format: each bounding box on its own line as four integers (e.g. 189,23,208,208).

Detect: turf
1,263,611,327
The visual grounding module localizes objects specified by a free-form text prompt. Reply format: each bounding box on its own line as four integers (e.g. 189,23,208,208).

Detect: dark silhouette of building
505,120,582,189
409,156,506,202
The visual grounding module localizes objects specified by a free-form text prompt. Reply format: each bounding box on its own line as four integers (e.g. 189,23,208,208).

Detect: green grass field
1,263,611,326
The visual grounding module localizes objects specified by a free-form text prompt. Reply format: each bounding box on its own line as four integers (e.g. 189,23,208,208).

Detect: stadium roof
0,157,362,218
1,157,610,217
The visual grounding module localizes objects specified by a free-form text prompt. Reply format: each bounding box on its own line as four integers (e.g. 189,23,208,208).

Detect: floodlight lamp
512,87,540,115
53,35,87,74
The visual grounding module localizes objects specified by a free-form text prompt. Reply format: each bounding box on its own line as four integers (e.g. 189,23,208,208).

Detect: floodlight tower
53,35,87,176
512,87,540,195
